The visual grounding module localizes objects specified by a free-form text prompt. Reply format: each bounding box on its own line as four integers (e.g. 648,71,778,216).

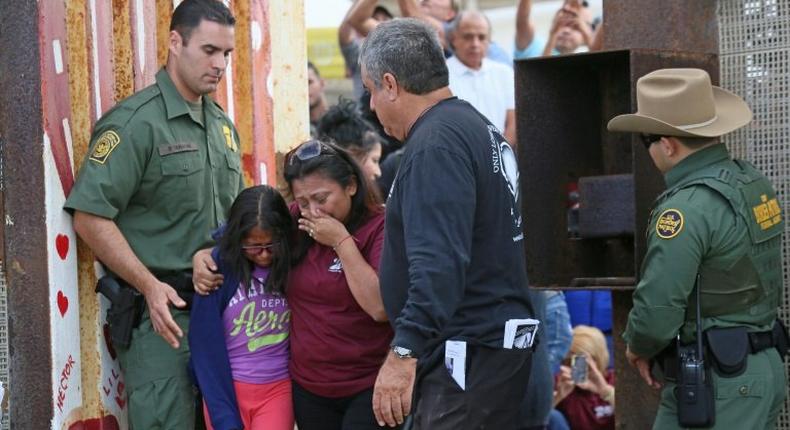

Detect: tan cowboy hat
607,68,752,137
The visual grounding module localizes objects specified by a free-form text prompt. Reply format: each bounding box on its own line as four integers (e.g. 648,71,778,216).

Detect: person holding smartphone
554,325,615,430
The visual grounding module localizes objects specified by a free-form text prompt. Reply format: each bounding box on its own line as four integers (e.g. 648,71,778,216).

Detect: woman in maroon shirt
283,139,393,430
555,325,616,430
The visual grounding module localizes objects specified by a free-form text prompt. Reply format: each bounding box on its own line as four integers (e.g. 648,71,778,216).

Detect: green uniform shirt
65,68,245,273
623,144,783,358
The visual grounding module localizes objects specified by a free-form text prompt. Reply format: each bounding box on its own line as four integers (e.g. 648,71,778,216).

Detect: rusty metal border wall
0,0,52,428
0,48,5,430
718,1,790,428
0,263,8,430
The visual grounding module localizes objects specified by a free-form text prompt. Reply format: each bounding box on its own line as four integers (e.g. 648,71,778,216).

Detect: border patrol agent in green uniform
608,69,789,429
64,1,242,428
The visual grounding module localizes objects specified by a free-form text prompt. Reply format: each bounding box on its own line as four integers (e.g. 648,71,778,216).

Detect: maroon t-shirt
557,370,615,430
287,209,393,398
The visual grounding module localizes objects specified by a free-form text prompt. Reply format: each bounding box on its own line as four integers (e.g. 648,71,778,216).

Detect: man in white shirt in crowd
446,10,517,147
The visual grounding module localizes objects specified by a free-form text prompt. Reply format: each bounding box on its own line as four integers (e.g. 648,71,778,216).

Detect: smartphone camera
571,354,588,383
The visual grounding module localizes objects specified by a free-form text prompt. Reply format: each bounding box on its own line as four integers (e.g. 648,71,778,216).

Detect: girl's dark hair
316,97,382,159
284,139,382,261
217,185,293,295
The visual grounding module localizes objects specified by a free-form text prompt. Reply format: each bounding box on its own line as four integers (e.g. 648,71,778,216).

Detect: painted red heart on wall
115,393,126,409
57,291,69,316
103,323,117,360
56,234,69,260
68,414,120,430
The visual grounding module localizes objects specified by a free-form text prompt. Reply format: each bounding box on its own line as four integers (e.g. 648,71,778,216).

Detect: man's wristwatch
391,345,416,359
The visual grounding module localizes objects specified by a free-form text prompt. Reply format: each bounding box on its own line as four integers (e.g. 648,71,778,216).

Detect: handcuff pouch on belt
705,326,749,378
703,318,789,379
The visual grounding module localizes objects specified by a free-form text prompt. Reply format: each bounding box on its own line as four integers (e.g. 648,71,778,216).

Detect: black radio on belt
675,274,715,428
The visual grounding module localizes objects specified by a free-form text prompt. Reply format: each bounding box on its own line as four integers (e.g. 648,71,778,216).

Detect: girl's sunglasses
241,242,279,256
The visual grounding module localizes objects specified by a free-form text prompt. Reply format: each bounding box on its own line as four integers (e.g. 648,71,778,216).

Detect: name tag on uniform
158,142,198,156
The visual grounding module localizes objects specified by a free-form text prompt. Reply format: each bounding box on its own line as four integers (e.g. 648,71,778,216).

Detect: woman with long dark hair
283,139,393,430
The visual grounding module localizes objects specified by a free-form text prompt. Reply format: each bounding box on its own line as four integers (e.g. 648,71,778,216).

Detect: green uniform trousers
118,308,195,430
653,348,786,430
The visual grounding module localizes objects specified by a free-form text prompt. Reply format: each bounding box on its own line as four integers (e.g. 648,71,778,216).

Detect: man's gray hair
359,18,449,95
446,10,492,47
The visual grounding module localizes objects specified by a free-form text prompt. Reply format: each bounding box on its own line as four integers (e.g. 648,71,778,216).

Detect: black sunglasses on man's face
639,133,662,149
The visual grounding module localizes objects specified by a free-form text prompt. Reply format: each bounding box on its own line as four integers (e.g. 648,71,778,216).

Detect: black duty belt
661,328,776,380
153,270,194,292
747,329,776,354
152,270,195,309
113,270,194,310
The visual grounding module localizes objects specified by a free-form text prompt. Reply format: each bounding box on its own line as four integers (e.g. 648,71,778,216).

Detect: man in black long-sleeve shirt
360,18,535,429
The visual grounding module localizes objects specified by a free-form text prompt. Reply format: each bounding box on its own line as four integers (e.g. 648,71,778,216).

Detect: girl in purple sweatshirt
189,185,294,430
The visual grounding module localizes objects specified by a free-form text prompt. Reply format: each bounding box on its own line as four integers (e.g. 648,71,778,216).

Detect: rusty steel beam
603,0,719,54
94,0,118,118
113,0,135,101
250,0,276,185
131,0,158,89
155,0,172,68
232,0,256,186
578,174,635,238
611,290,649,429
0,1,52,429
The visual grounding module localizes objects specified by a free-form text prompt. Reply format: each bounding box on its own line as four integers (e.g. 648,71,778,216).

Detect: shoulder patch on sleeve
655,208,684,239
751,194,782,231
89,130,121,164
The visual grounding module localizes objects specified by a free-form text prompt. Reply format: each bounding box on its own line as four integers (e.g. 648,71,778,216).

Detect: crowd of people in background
314,0,605,196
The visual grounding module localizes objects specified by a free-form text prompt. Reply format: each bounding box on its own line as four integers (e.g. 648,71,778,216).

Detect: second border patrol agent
64,1,243,428
608,68,788,429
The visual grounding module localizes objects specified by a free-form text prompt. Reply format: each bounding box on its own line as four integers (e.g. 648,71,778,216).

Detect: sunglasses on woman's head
286,140,338,166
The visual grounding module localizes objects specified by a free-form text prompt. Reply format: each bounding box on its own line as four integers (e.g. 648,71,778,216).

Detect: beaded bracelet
333,234,354,251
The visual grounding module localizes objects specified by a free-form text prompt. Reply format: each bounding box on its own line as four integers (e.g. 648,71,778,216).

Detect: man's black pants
411,343,532,430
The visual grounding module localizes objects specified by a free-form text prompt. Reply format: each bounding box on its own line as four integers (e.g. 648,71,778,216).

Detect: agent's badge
222,125,237,152
89,130,121,164
655,208,684,239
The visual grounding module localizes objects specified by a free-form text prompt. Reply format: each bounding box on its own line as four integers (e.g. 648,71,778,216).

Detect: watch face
393,346,413,358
